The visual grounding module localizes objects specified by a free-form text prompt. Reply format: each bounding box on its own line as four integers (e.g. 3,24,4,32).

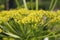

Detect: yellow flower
0,29,3,33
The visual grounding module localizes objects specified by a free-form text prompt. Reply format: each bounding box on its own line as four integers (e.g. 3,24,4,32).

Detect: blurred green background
0,0,60,11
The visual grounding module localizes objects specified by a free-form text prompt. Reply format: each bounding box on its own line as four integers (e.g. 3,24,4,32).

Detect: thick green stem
23,0,28,9
51,0,58,10
36,0,38,10
49,0,54,10
15,0,20,9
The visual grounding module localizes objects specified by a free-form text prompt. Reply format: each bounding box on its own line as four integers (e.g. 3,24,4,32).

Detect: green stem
31,0,33,10
15,0,20,9
38,34,60,39
49,0,54,10
23,0,28,9
36,0,38,10
51,0,58,10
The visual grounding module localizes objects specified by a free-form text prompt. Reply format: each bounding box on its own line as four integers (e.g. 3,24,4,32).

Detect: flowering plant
0,9,60,40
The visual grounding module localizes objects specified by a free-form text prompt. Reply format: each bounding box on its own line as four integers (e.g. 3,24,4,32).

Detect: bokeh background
0,0,60,11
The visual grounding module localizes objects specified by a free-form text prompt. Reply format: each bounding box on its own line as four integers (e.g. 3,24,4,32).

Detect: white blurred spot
44,37,49,40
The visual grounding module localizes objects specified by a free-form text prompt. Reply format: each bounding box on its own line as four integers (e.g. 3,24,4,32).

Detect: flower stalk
49,0,54,10
51,0,58,10
15,0,20,9
36,0,38,10
23,0,28,9
49,0,58,10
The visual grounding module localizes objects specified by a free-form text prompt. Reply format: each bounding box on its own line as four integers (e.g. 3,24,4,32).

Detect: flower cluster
0,9,60,38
